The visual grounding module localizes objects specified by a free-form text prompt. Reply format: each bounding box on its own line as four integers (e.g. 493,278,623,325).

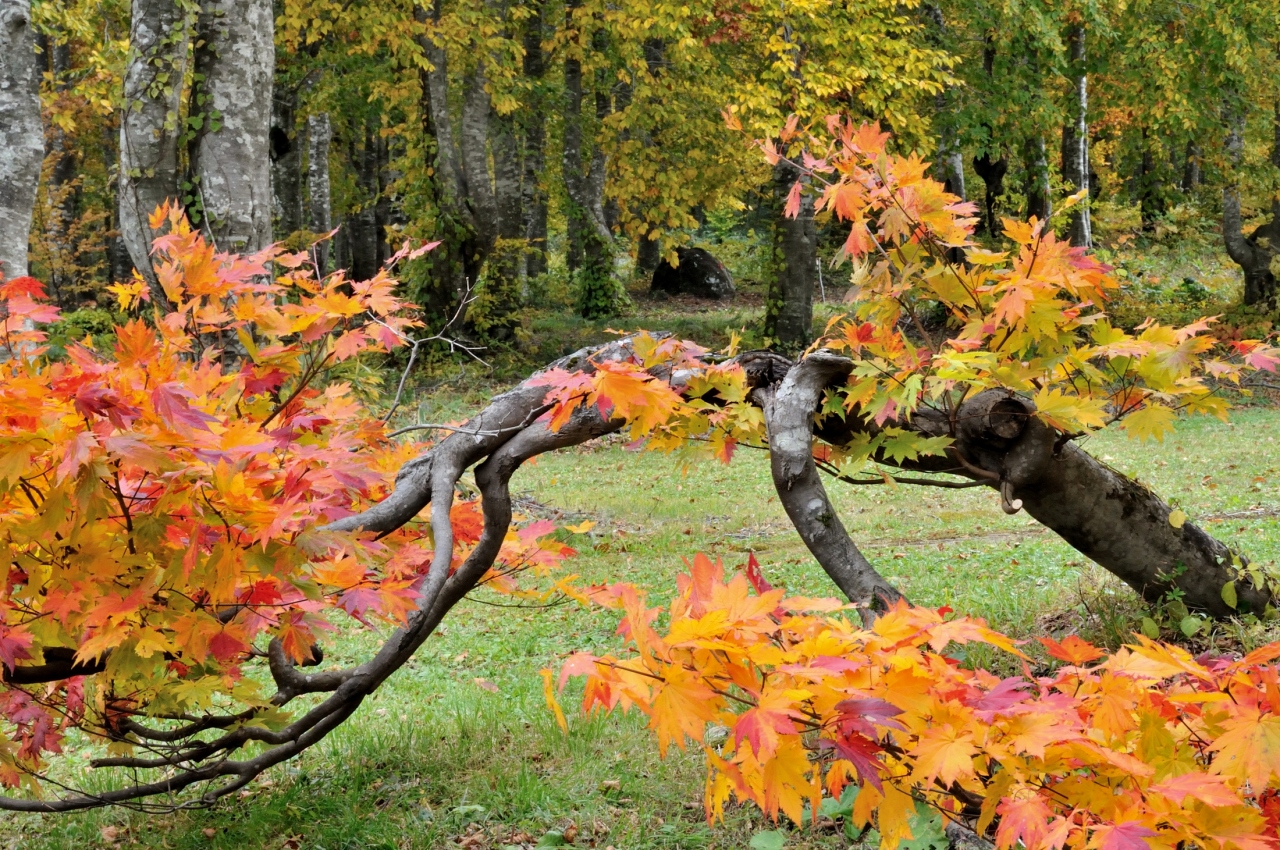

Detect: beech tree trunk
521,0,548,281
766,158,817,349
1060,22,1091,248
562,7,620,318
1181,141,1201,191
1223,102,1279,309
271,86,303,238
413,0,503,322
1023,135,1051,222
922,5,965,203
40,35,80,303
0,0,39,285
118,0,188,298
189,0,273,254
306,112,332,274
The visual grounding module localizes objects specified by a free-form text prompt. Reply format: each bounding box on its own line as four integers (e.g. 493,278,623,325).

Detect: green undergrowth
5,406,1279,850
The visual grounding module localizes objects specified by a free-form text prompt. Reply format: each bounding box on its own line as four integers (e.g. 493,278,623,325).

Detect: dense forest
5,0,1280,352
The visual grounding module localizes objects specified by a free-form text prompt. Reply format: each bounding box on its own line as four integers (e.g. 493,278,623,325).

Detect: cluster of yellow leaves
554,554,1280,850
534,331,764,464
0,205,571,790
795,118,1280,450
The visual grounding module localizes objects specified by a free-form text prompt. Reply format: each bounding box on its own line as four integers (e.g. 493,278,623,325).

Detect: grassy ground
4,405,1278,850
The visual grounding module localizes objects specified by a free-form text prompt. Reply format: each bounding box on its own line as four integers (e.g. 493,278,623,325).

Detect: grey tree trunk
1060,22,1091,248
521,0,548,281
489,107,524,336
412,0,499,322
189,0,273,254
306,112,332,274
0,0,39,286
118,0,188,298
42,35,79,303
766,159,816,350
1181,141,1201,191
1023,135,1051,222
922,5,964,203
271,86,303,238
562,8,621,318
1223,101,1279,308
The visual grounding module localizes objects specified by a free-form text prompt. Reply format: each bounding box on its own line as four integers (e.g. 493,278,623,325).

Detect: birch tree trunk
118,0,188,298
306,112,332,274
0,0,41,285
189,0,273,254
1060,22,1092,248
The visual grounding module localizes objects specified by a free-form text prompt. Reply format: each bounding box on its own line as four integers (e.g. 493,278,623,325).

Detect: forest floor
5,217,1280,850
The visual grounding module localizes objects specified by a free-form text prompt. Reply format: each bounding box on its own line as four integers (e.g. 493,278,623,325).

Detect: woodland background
17,0,1280,356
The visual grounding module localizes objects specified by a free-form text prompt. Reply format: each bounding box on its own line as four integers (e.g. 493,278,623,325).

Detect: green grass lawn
4,408,1278,850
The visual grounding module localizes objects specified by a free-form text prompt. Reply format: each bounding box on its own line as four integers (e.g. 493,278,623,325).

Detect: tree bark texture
1223,102,1279,308
1060,22,1091,248
766,159,816,349
1136,128,1165,228
306,112,332,274
190,0,273,254
0,0,40,286
118,0,188,297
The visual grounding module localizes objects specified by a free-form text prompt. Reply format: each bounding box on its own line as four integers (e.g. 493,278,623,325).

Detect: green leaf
1141,617,1161,639
1221,580,1238,610
1179,615,1203,638
749,831,786,850
535,831,568,847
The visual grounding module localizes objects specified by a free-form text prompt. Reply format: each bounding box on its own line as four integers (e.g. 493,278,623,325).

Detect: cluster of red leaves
0,205,569,791
554,555,1280,850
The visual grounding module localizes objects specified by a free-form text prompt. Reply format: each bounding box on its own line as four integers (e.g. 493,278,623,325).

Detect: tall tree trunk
922,5,964,203
118,0,188,299
489,108,524,337
766,159,816,350
521,0,548,283
42,34,79,304
1223,101,1279,309
1136,128,1165,228
189,0,273,254
563,3,621,319
1023,135,1051,222
271,86,303,238
1060,22,1091,248
349,128,379,281
1181,141,1201,191
413,0,495,323
306,112,332,274
0,0,40,286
